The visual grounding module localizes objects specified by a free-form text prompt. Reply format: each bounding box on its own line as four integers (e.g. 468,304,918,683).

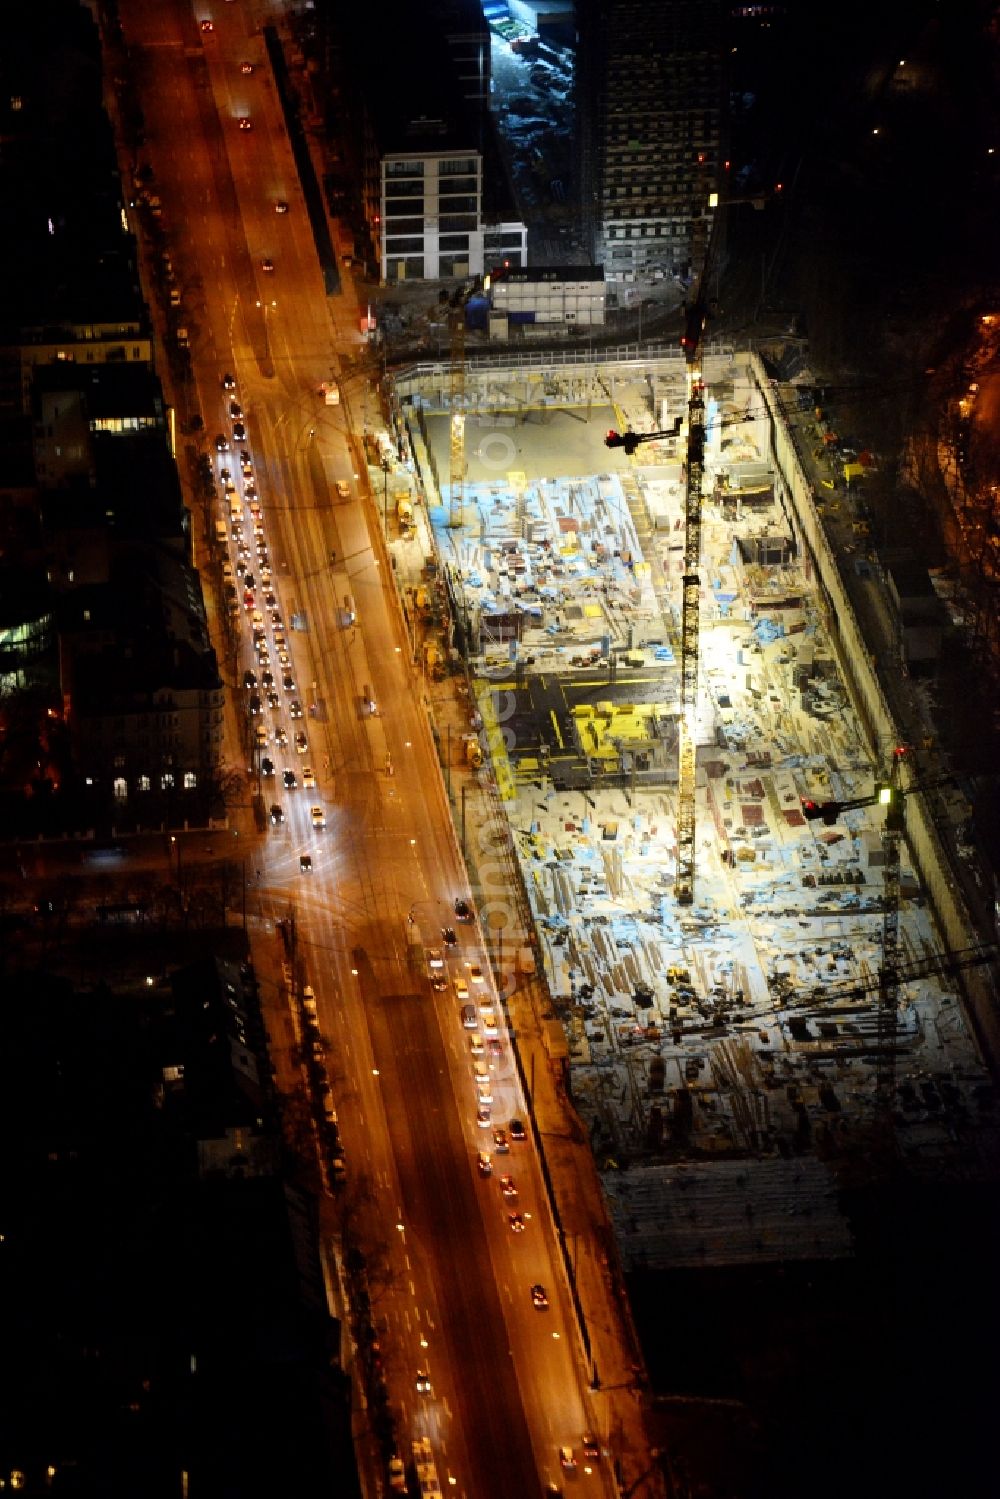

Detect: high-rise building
576,0,724,285
338,0,526,282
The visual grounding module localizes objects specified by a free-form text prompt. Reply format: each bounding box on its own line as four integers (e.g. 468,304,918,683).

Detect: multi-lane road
118,3,611,1495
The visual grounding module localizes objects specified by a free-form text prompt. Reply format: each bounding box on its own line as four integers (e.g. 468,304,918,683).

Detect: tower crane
605,299,710,904
449,305,466,529
801,752,966,1109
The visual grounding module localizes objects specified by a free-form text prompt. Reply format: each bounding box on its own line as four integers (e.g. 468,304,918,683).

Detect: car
545,1488,563,1499
289,699,303,719
299,853,312,872
481,1008,498,1037
240,60,254,74
254,723,268,748
275,200,290,214
442,926,457,947
264,590,277,608
294,731,308,754
282,671,296,692
453,976,469,1002
266,689,280,710
469,1033,485,1056
261,670,274,690
415,1371,432,1396
243,669,258,690
582,1435,600,1461
200,18,214,31
238,117,253,132
454,898,472,921
508,1213,526,1233
487,1037,503,1059
461,1004,478,1030
509,1118,527,1142
239,448,252,468
274,726,288,747
311,805,326,829
302,766,316,789
476,1105,492,1129
476,1150,492,1177
260,565,272,584
169,286,181,307
215,433,229,451
229,401,243,420
283,769,297,789
261,757,275,778
222,372,236,391
388,1456,406,1494
261,257,274,273
269,803,284,824
233,421,247,441
335,479,350,498
426,948,445,972
469,963,485,985
499,1174,517,1199
302,984,317,1014
531,1284,549,1309
247,693,261,716
493,1128,509,1154
242,572,255,590
559,1448,576,1471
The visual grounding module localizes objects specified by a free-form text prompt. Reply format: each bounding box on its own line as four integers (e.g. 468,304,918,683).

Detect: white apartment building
381,147,526,283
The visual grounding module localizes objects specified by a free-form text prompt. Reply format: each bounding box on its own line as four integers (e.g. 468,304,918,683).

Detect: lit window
139,776,151,792
183,772,197,789
161,773,174,790
113,777,128,801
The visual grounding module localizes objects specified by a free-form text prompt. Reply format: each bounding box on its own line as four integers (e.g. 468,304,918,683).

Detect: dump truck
396,492,414,532
424,641,444,679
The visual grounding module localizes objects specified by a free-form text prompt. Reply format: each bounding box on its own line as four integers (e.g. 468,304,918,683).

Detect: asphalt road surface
116,3,610,1495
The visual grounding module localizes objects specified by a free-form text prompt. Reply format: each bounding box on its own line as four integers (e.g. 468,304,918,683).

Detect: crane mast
675,323,707,904
449,309,466,528
876,749,905,1108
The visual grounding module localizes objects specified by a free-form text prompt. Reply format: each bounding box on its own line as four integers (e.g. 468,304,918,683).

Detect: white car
480,1008,499,1038
302,766,316,789
335,479,350,498
469,963,485,986
453,976,469,1002
311,805,326,829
